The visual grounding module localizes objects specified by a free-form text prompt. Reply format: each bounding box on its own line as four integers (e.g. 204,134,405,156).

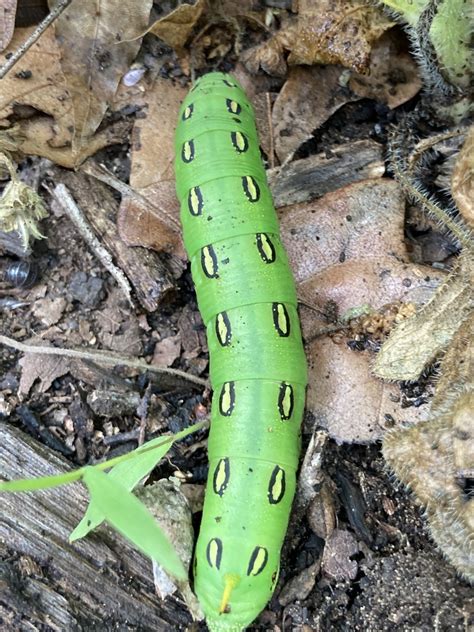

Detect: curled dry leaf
118,78,185,258
383,312,474,581
52,0,152,162
451,125,474,227
280,178,445,442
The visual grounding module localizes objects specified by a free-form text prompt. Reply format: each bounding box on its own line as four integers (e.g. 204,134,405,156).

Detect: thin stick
0,0,73,80
0,334,208,388
52,183,135,307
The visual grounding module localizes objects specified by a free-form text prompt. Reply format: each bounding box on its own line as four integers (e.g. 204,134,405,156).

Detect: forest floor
0,2,472,631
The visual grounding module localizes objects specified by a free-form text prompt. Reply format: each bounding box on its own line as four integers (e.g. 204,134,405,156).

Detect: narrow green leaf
0,469,83,492
81,467,187,580
70,420,207,541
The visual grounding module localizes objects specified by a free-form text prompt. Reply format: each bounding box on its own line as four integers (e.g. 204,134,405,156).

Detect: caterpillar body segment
175,72,307,630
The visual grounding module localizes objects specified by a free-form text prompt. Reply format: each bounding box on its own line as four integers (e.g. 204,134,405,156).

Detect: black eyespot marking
242,176,260,202
256,233,276,264
268,465,286,505
272,302,290,337
271,568,279,588
219,382,235,416
247,546,268,576
231,131,249,153
278,382,294,420
226,98,241,115
188,186,203,216
213,458,230,496
182,104,194,120
201,245,219,279
182,140,195,163
216,311,232,346
206,538,223,569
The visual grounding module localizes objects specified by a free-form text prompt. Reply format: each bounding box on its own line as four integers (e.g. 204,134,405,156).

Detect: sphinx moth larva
174,72,307,630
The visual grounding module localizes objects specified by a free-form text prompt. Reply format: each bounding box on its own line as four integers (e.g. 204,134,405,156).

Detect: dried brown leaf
451,125,474,228
272,65,358,163
118,78,185,257
147,0,205,52
244,0,393,77
0,0,17,51
152,334,181,368
280,178,445,442
349,30,422,109
52,0,152,161
19,343,70,395
321,529,359,581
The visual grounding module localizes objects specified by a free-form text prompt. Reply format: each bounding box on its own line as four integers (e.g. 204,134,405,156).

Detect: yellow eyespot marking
216,311,232,346
268,465,286,505
247,546,268,576
201,245,219,279
181,140,195,163
272,302,290,337
188,186,203,216
206,538,223,569
182,104,194,120
231,131,248,153
219,573,241,614
242,175,260,202
219,381,235,416
213,458,230,496
278,382,294,420
226,98,241,115
256,233,276,264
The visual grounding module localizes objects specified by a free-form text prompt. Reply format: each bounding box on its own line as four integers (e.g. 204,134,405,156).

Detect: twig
0,334,208,388
0,0,73,80
52,183,135,307
80,160,181,231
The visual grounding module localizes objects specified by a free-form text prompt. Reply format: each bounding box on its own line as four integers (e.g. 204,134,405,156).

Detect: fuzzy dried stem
0,334,208,388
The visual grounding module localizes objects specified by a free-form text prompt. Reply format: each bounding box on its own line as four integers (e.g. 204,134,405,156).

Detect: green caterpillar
174,72,307,630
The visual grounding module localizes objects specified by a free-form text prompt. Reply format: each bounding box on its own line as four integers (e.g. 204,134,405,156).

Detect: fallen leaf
19,342,70,395
147,0,205,53
32,296,67,326
272,65,359,163
279,178,446,442
243,0,393,77
52,0,152,160
152,334,181,368
0,0,17,51
349,29,422,108
117,78,185,257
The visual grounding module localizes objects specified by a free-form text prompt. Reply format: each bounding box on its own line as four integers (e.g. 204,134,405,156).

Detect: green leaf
70,420,207,541
82,467,187,580
0,469,82,492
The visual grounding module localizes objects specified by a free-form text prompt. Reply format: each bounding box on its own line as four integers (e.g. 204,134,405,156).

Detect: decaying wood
57,170,177,312
0,423,191,631
269,139,384,207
